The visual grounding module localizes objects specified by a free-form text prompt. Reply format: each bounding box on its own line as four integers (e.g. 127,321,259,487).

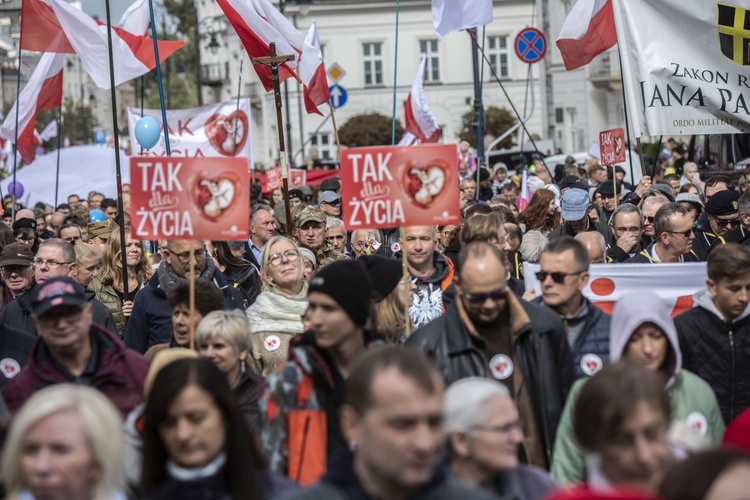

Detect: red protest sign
599,127,626,166
340,144,460,229
262,167,307,194
130,157,249,240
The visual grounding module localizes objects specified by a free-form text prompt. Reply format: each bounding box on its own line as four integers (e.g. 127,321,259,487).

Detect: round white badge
686,412,708,437
580,353,603,376
264,335,281,352
489,354,514,380
391,242,401,253
0,358,20,379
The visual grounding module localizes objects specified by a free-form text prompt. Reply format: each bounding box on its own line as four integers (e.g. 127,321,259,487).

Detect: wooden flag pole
612,164,618,210
402,241,411,338
54,106,62,208
328,101,342,164
188,245,196,351
253,43,295,230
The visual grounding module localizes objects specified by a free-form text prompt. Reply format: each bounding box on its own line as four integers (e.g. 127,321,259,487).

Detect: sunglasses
464,288,508,305
713,217,741,229
644,216,655,224
667,228,693,238
535,270,585,284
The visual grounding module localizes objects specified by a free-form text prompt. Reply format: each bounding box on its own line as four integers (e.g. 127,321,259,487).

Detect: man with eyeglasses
124,239,244,354
626,203,699,263
606,204,645,262
534,238,611,379
0,239,117,341
294,206,347,268
407,241,574,469
640,194,669,249
3,277,149,417
318,191,342,218
692,190,740,260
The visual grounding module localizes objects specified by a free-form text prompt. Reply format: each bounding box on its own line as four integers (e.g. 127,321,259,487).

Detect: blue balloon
89,209,106,223
134,116,161,150
7,181,23,198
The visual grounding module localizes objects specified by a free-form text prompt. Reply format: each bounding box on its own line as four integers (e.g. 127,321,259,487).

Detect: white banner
614,0,750,137
127,99,253,169
524,262,707,316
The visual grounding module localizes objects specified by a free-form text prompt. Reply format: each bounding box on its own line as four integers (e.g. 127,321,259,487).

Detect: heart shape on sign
205,111,249,157
192,172,241,221
4,363,14,373
268,339,277,347
403,159,449,208
586,361,598,372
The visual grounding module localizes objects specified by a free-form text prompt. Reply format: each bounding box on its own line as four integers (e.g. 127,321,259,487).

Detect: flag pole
147,0,172,156
54,106,62,208
390,0,400,145
232,55,245,156
104,0,130,309
328,101,341,163
402,245,411,338
10,39,23,220
616,47,636,184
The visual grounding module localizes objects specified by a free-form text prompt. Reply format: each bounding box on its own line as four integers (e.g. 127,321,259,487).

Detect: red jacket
3,324,150,417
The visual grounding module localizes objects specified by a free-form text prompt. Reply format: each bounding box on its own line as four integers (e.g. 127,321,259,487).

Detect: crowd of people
0,142,748,499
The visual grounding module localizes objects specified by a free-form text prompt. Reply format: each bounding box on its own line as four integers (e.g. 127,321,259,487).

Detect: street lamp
207,35,221,55
196,15,227,106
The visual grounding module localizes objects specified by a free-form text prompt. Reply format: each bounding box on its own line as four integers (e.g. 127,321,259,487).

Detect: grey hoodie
692,288,750,324
609,291,682,388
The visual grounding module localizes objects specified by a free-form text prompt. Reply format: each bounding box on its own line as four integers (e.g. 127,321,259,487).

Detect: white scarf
246,283,308,334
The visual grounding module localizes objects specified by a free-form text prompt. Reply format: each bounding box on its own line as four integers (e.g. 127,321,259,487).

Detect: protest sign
263,167,307,193
599,127,626,166
130,157,249,240
127,99,253,167
340,144,460,228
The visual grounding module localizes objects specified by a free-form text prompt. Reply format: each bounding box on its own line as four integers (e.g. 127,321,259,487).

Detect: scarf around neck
157,257,217,296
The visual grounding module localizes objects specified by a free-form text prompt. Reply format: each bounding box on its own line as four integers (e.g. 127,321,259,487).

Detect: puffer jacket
88,274,148,336
534,296,611,378
406,292,575,469
675,289,750,423
551,291,725,485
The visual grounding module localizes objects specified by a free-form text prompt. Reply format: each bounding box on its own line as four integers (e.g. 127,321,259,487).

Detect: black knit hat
309,260,373,326
359,254,402,303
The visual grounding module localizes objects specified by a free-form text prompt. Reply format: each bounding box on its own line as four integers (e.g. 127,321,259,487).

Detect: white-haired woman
197,309,264,434
2,384,127,500
444,377,557,499
246,235,308,376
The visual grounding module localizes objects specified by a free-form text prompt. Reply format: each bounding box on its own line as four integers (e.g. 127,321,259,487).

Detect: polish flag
299,22,329,116
119,0,150,36
0,54,63,165
216,0,300,92
39,119,58,142
432,0,493,40
398,132,420,146
404,56,440,143
20,0,183,89
250,0,305,53
556,0,617,71
517,170,531,212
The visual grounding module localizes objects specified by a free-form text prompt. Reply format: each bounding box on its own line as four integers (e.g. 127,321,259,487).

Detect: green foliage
459,105,517,150
338,113,404,147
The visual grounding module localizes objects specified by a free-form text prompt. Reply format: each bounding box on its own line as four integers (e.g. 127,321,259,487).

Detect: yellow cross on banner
718,3,750,65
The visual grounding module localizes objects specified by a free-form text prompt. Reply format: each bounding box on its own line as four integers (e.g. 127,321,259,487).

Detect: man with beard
407,241,574,469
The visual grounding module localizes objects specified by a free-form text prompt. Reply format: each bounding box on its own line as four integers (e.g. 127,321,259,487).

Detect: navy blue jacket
124,269,244,353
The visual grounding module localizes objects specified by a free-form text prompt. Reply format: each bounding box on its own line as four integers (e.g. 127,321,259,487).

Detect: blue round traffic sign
329,84,348,109
514,27,547,64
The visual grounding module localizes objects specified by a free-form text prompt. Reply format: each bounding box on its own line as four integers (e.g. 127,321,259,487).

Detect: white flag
119,0,150,35
40,119,58,142
432,0,493,40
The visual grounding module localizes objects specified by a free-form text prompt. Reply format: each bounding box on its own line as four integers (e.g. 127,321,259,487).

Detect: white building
196,0,553,169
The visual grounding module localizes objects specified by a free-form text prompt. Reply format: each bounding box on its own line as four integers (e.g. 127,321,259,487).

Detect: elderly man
124,239,244,353
692,190,740,260
606,204,645,262
326,217,348,255
626,203,698,263
575,231,606,264
318,191,342,218
549,188,612,245
295,205,347,267
3,277,149,417
244,204,276,267
350,228,382,258
0,243,35,303
640,194,669,248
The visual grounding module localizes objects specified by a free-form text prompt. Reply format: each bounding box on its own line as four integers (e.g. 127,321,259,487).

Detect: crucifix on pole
252,43,295,232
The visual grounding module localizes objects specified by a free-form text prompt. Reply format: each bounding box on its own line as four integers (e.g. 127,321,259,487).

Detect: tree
339,113,404,147
459,106,517,150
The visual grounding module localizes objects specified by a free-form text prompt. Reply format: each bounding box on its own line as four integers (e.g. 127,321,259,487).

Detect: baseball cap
32,277,87,317
561,188,590,221
0,243,34,267
295,205,326,227
320,178,341,192
88,220,116,240
705,190,740,216
318,191,341,205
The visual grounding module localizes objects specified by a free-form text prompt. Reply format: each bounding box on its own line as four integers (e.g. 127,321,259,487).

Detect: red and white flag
432,0,493,40
39,119,58,142
250,0,305,52
299,22,329,116
398,132,420,146
0,53,63,165
20,0,183,89
556,0,617,71
404,56,440,143
216,0,300,92
119,0,150,36
517,170,531,212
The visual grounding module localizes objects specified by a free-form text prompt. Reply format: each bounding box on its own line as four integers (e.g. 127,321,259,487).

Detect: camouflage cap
88,219,117,240
294,205,326,228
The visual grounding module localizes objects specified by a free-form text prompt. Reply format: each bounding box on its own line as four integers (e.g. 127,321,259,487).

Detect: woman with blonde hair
2,384,127,500
246,235,308,375
89,228,153,337
74,241,100,288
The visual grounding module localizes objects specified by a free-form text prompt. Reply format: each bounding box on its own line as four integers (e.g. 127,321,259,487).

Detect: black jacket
406,295,575,467
625,242,699,263
548,217,613,246
675,293,750,424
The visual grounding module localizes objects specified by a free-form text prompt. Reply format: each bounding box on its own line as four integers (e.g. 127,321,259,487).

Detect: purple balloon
7,181,23,198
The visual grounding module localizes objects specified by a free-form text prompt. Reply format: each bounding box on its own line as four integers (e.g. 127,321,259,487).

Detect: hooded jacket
404,251,454,328
551,292,725,485
675,289,750,424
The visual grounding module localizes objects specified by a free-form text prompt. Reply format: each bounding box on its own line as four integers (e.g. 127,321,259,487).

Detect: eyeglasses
535,270,585,284
667,228,693,238
644,216,656,224
33,259,72,269
712,217,741,229
1,265,31,275
463,288,509,305
36,307,84,327
473,420,522,435
269,249,300,266
323,200,342,207
15,236,34,244
167,247,207,264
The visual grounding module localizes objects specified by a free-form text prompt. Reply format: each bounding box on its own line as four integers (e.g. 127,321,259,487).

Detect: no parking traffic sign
515,27,547,64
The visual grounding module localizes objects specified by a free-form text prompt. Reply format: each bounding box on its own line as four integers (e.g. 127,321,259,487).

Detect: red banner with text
130,157,249,240
599,127,626,166
340,144,461,229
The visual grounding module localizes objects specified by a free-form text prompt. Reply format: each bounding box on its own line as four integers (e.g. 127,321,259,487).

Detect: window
310,133,333,160
362,42,383,86
419,39,440,82
487,35,510,78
